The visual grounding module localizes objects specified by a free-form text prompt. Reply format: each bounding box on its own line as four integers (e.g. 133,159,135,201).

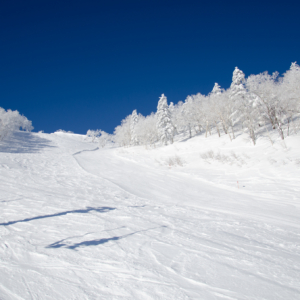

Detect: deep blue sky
1,0,299,134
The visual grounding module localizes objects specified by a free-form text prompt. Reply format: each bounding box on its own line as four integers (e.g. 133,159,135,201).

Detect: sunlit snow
0,131,299,299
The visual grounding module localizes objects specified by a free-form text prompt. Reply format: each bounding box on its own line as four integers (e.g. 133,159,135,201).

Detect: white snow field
0,131,300,300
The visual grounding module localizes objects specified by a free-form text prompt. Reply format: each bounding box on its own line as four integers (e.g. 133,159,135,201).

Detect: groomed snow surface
0,130,300,300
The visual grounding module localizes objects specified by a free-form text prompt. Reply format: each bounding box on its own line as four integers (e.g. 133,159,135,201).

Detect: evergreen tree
130,109,139,146
211,83,222,95
156,94,174,145
230,67,246,99
209,83,224,137
281,62,300,135
228,67,248,139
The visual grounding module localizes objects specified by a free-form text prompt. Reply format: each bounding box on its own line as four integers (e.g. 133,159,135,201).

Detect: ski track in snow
0,131,299,299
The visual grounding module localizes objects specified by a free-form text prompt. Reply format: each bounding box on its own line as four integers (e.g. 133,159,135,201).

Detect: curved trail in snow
74,148,300,227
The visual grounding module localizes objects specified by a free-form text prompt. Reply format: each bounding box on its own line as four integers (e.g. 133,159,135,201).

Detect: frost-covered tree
209,83,224,137
229,67,264,144
173,94,204,139
230,67,246,98
156,94,174,145
169,102,179,135
55,129,74,133
0,108,33,140
109,62,300,149
86,129,101,142
130,109,139,146
238,92,260,145
98,130,114,148
114,114,131,147
168,101,183,135
212,90,233,138
229,67,248,139
135,113,158,147
283,62,300,109
211,82,222,95
246,71,287,139
169,102,175,112
86,129,113,147
201,95,215,137
246,72,277,128
187,94,206,136
280,62,300,135
181,96,195,138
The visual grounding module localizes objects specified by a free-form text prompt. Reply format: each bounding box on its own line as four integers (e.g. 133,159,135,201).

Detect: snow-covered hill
0,131,299,299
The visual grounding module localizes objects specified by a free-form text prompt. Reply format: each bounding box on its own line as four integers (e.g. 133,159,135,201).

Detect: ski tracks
1,133,300,299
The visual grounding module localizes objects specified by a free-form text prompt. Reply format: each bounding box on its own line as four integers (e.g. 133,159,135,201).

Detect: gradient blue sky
1,0,299,134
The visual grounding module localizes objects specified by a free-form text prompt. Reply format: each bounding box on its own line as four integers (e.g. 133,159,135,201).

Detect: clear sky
1,0,299,134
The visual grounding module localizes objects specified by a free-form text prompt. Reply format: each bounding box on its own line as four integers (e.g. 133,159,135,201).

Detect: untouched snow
0,131,300,299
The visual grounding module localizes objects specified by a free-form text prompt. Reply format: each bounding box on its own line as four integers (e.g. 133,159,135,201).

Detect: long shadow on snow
0,131,55,153
0,207,115,226
47,226,166,250
48,235,125,250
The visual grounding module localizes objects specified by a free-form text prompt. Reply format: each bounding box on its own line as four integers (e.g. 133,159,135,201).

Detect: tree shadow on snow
47,235,125,249
0,206,115,226
0,131,55,153
46,226,167,250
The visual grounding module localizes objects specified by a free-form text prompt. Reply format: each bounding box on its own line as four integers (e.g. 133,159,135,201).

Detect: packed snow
0,130,300,299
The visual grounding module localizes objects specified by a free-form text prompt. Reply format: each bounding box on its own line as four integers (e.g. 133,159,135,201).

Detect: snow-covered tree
280,62,300,135
185,94,206,137
98,130,114,148
135,113,158,147
86,129,101,142
209,83,224,137
180,96,195,138
228,67,248,139
211,89,233,139
130,109,139,146
114,115,131,147
169,102,179,135
168,101,183,135
156,94,174,145
55,129,74,133
246,71,287,139
169,102,175,112
86,129,113,147
109,62,300,149
238,92,260,145
230,67,246,97
211,82,222,95
0,108,33,140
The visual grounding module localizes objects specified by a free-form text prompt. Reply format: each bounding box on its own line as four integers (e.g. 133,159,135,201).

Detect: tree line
88,62,300,147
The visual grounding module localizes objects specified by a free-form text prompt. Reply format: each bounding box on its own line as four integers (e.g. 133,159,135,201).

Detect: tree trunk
274,116,284,140
215,122,220,137
230,120,235,139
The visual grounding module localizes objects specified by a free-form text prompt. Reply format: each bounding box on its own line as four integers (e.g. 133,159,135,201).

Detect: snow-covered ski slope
0,131,300,300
